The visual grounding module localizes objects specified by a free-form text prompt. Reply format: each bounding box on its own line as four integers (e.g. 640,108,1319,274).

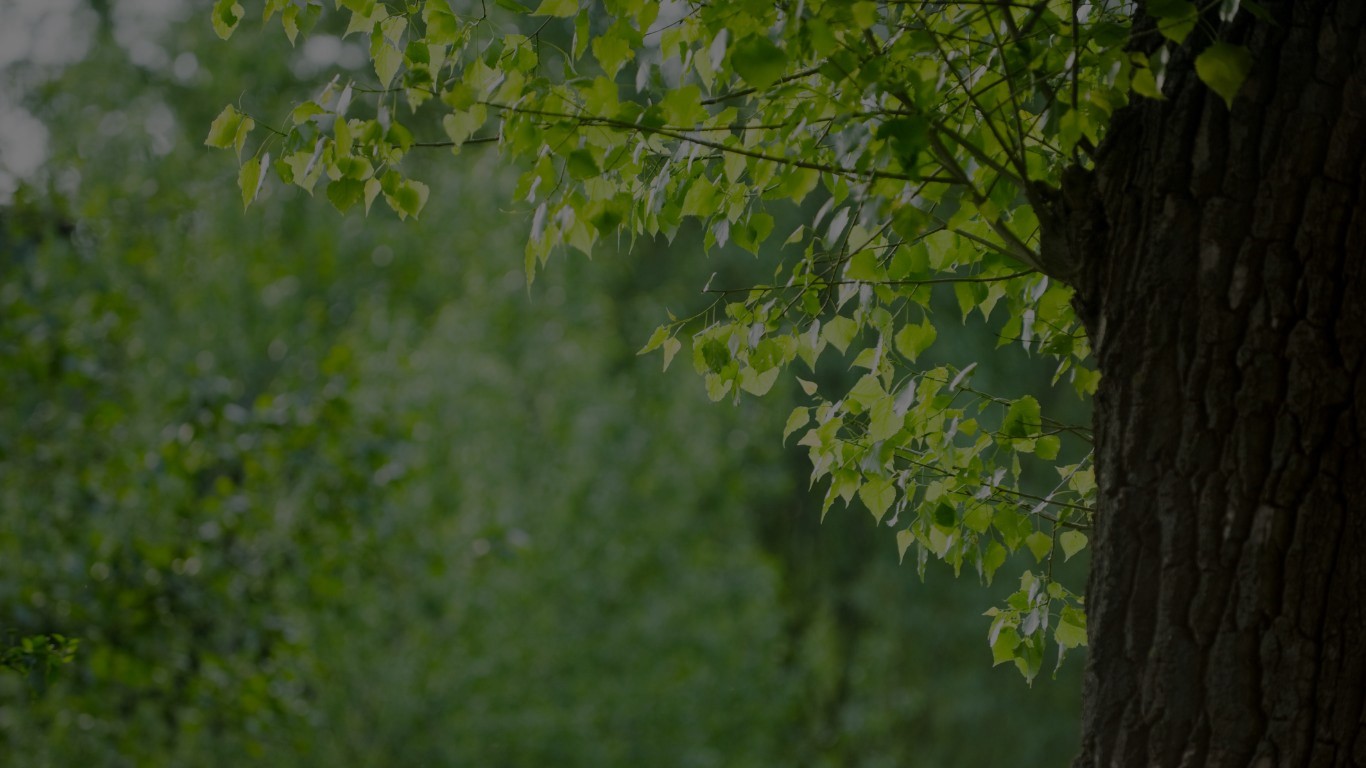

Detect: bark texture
1066,1,1366,765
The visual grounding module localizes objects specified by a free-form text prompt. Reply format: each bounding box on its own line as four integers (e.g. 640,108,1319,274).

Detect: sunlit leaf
1060,530,1088,561
211,0,244,39
858,475,896,523
1025,531,1052,562
894,320,936,363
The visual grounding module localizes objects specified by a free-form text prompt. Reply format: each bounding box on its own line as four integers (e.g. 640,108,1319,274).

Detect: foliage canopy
211,0,1258,680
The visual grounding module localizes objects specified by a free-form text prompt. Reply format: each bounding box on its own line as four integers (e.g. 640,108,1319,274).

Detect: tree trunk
1065,1,1366,764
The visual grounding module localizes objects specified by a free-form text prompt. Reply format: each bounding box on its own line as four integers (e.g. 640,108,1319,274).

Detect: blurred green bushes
0,7,1079,767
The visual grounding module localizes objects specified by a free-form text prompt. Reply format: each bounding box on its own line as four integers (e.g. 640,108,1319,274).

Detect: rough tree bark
1046,1,1366,764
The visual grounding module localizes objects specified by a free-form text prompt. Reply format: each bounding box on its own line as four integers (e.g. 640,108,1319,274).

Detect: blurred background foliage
0,1,1082,765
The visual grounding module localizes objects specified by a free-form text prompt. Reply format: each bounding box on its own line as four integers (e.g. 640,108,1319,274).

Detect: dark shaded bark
1049,1,1366,764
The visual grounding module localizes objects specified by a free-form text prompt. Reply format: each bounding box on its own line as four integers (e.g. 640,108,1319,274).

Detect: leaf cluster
207,0,1263,679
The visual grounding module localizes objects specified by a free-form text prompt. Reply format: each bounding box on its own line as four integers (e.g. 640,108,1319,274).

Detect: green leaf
1195,43,1253,109
232,116,254,159
661,337,681,371
423,1,463,44
373,39,403,88
591,20,640,80
442,106,488,151
283,145,326,193
566,149,600,180
963,504,992,534
821,316,858,355
1069,467,1096,497
1131,65,1164,100
893,319,936,363
204,106,242,149
281,4,300,43
660,85,706,127
734,213,774,255
211,0,244,39
1002,395,1041,439
333,116,353,156
783,407,810,444
847,374,885,410
777,167,819,203
290,102,326,125
334,156,373,181
876,116,928,164
363,177,382,212
384,178,429,220
1059,530,1088,561
867,396,901,442
530,0,574,16
1013,635,1044,682
1024,531,1052,562
679,176,718,217
739,366,780,396
700,339,730,373
982,540,1007,585
953,281,981,321
343,3,385,37
1090,22,1130,49
573,9,591,59
858,476,896,523
990,627,1021,666
704,373,732,402
237,154,262,208
1147,0,1198,43
1073,365,1101,396
932,502,956,528
730,35,787,90
845,249,882,282
326,178,366,212
993,508,1030,551
1055,608,1088,649
896,529,915,563
638,326,669,355
851,1,877,27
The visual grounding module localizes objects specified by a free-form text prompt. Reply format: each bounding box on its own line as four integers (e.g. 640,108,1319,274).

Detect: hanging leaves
203,0,1262,679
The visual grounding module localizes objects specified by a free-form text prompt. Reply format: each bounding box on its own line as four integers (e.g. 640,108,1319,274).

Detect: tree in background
1,4,1081,765
213,0,1366,764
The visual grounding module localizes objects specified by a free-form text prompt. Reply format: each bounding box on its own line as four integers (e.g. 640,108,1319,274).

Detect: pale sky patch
0,105,48,201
